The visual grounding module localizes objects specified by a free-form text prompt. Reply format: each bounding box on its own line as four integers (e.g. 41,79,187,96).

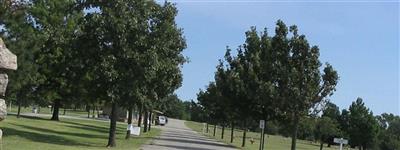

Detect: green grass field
0,114,160,150
9,106,93,117
185,121,352,150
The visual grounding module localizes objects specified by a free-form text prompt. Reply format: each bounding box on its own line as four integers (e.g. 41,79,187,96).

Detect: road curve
140,119,237,150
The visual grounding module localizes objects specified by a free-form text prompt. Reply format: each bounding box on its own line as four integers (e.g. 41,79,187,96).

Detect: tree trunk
206,123,209,133
230,121,234,143
17,101,21,118
143,110,148,132
96,107,100,118
242,129,247,147
107,102,117,147
290,116,300,150
213,124,217,137
51,99,60,121
319,142,323,150
221,124,225,139
148,111,152,131
86,105,90,118
63,107,66,115
92,105,95,118
137,104,143,127
125,106,133,139
242,120,247,147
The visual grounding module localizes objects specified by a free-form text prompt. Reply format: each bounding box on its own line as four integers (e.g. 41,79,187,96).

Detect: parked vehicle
158,116,166,126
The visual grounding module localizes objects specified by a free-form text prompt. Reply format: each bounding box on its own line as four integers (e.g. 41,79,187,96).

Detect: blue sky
171,1,399,115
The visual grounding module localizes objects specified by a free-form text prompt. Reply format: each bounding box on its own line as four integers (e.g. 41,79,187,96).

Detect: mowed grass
0,114,160,150
185,121,351,150
9,106,92,117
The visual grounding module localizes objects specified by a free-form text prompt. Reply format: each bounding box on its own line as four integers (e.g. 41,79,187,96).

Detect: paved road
141,119,237,150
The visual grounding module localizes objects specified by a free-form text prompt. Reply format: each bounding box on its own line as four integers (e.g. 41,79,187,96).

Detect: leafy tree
79,0,140,146
28,0,84,121
315,117,340,150
273,21,339,150
376,113,400,150
321,102,342,146
0,1,43,118
79,0,185,146
297,116,316,141
322,102,341,121
348,98,379,150
338,109,350,138
156,94,186,119
201,20,338,149
188,101,207,122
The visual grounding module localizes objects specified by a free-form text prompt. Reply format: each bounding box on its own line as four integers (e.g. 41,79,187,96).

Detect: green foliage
198,20,339,150
376,113,400,150
322,102,341,121
315,117,340,144
347,98,380,149
156,94,187,120
0,1,42,107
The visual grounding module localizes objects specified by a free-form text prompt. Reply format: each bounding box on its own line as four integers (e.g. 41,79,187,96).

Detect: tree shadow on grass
2,127,91,146
8,114,49,121
64,125,109,134
61,120,125,132
148,143,216,150
10,123,106,139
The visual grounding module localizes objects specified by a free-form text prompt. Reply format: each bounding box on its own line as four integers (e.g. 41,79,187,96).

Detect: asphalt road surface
140,119,237,150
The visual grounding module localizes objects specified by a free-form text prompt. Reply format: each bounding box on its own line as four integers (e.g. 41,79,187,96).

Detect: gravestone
0,38,18,121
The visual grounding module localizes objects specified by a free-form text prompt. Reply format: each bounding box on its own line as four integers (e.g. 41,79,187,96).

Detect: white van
158,116,166,126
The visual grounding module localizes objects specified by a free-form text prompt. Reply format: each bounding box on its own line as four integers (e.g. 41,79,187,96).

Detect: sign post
333,138,348,150
259,120,265,150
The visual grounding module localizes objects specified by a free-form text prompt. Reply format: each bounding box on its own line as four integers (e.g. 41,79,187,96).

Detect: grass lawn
185,121,352,150
9,106,93,117
0,114,160,150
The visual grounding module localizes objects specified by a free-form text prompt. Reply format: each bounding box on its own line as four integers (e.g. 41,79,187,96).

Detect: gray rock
0,38,17,70
0,99,6,121
0,74,8,96
0,38,17,122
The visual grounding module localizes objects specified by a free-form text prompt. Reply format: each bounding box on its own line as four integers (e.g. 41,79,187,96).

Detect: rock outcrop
0,38,18,121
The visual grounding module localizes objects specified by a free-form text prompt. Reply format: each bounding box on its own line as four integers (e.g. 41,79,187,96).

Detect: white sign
334,138,348,144
127,124,141,136
259,120,265,129
130,127,141,136
334,138,348,150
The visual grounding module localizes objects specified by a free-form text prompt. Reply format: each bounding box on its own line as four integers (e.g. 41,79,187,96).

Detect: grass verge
185,121,350,150
0,114,160,150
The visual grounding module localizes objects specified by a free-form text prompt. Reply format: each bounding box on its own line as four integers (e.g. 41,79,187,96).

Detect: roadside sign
259,120,265,129
259,120,266,150
334,138,348,144
334,138,348,150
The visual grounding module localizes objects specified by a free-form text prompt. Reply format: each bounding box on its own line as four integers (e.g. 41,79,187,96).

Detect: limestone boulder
0,38,17,70
0,74,8,96
0,99,6,121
